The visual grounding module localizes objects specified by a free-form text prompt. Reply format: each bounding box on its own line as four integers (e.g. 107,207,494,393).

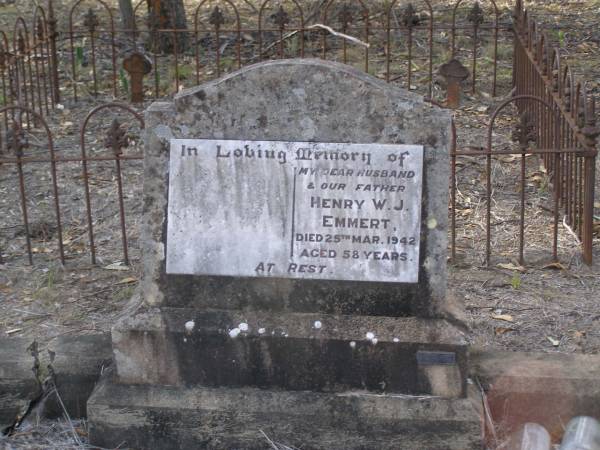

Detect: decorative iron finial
401,3,420,28
7,121,28,157
467,2,484,27
338,4,353,30
271,5,290,29
105,119,128,156
511,111,536,149
83,8,99,33
209,6,226,30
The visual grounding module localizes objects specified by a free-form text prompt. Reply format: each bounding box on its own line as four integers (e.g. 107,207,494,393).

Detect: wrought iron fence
0,0,597,267
0,0,510,111
448,0,597,266
0,103,143,266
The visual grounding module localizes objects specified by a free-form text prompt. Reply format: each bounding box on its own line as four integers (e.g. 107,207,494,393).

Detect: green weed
510,274,521,289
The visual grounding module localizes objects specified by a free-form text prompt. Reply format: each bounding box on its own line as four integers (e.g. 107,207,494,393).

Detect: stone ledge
112,308,469,397
88,372,482,450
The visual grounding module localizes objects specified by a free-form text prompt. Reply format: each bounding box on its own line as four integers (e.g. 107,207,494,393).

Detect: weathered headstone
88,59,481,449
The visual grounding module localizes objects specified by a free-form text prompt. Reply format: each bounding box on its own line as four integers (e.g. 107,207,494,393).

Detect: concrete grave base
88,373,482,450
111,308,469,397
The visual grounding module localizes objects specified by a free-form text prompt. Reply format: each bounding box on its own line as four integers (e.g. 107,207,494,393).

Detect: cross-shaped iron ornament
467,2,484,27
271,5,290,29
83,8,99,33
402,3,420,28
512,111,536,149
209,6,226,30
8,121,28,157
338,4,353,30
105,119,128,156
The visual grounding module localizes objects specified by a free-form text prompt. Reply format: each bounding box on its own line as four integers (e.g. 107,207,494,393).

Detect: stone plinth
88,59,481,449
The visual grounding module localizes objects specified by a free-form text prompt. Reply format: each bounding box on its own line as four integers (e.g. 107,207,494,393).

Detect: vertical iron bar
173,30,179,93
114,156,129,264
90,30,98,96
48,0,60,103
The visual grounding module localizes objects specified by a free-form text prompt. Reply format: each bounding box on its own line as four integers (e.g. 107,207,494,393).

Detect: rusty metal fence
0,103,143,266
449,0,597,266
0,6,59,133
512,0,597,265
0,0,597,267
0,0,509,109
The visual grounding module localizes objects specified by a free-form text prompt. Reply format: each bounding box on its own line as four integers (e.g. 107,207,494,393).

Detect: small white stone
184,320,195,332
183,337,187,343
393,338,400,343
349,341,356,348
229,328,241,338
239,322,249,331
371,338,378,345
258,328,266,334
365,331,375,340
313,320,322,329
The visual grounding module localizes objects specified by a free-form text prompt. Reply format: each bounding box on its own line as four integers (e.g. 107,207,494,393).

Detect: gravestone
88,59,481,449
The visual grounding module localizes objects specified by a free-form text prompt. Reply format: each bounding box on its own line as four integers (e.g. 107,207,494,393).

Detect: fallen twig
256,22,369,61
307,24,370,48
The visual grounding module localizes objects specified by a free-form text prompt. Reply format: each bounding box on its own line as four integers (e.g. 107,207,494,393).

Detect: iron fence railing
0,0,597,267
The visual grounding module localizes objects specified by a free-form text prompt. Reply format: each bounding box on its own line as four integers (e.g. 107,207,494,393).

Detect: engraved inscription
166,140,424,283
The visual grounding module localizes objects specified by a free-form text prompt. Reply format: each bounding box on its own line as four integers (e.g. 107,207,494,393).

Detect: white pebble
371,338,378,345
239,322,249,331
393,338,400,343
184,320,195,333
258,328,266,334
313,320,322,329
229,328,241,338
365,332,375,340
349,341,356,348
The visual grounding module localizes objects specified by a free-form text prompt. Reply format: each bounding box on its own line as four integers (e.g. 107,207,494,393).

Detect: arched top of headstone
176,58,424,104
170,59,449,145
